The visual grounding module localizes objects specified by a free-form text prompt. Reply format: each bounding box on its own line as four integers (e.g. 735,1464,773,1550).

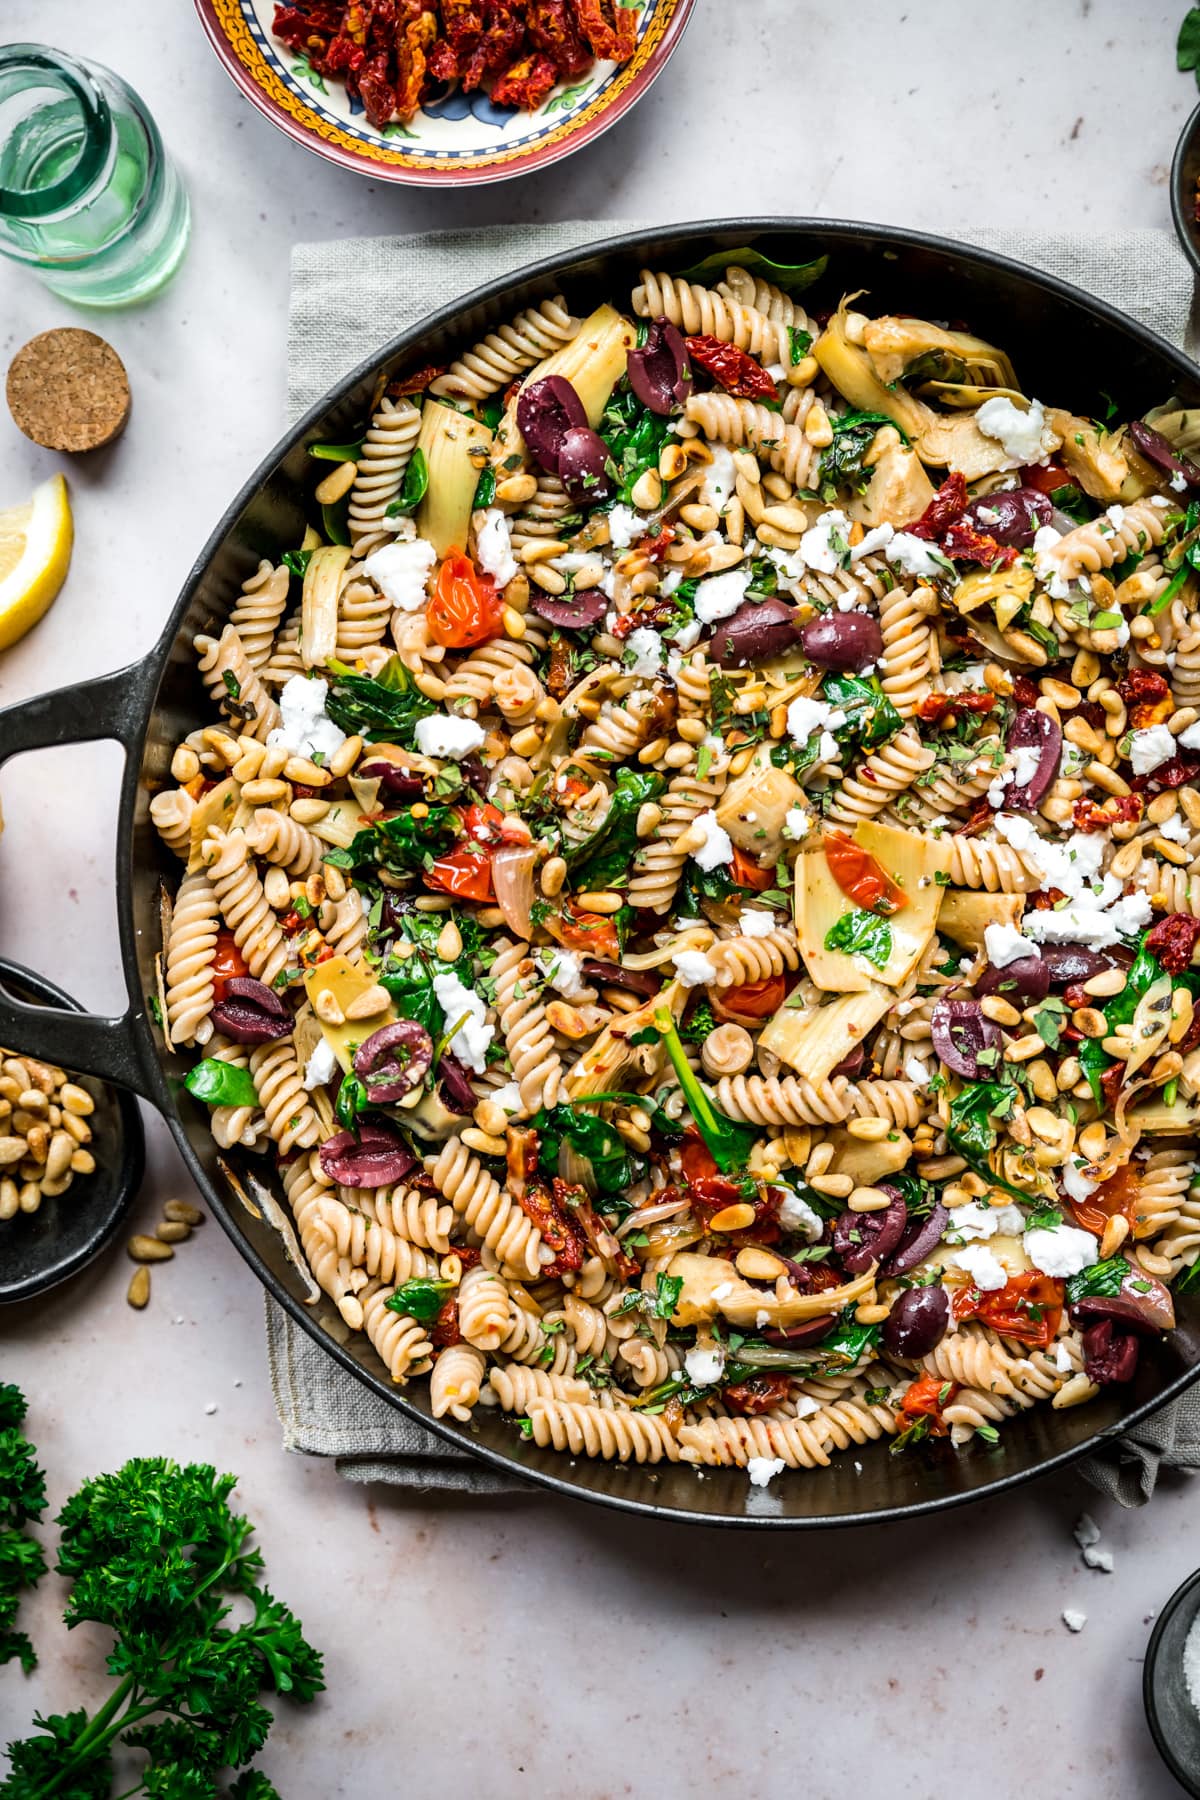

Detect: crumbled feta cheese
690,808,734,872
472,507,518,587
755,1309,772,1330
607,504,647,550
490,1082,524,1115
1171,468,1189,494
672,618,703,652
1022,877,1151,950
786,694,845,764
1074,1513,1101,1548
684,1344,726,1387
747,1456,786,1489
1017,829,1106,898
694,566,752,624
673,949,718,988
534,947,586,999
702,445,738,509
987,766,1013,809
739,909,776,937
884,532,951,580
953,1244,1009,1291
414,712,486,761
625,626,665,678
947,1202,1025,1242
1062,1160,1098,1208
799,509,851,573
1062,1609,1087,1633
905,1055,932,1086
850,522,895,561
1024,1222,1098,1279
994,813,1042,855
1157,811,1192,843
1054,1340,1074,1373
302,1037,337,1091
363,536,438,610
267,675,347,764
782,806,811,841
1180,720,1200,752
975,395,1057,467
776,1187,824,1242
794,1396,822,1419
984,922,1039,968
431,969,494,1074
1129,724,1177,777
1083,1545,1114,1573
1011,743,1042,790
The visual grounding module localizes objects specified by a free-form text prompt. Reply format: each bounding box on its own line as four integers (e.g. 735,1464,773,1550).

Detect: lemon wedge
0,473,73,653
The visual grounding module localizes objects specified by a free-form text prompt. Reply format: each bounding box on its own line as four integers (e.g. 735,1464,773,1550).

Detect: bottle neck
0,45,112,222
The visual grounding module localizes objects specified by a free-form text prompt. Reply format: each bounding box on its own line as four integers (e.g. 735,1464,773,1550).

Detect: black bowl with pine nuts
0,960,144,1304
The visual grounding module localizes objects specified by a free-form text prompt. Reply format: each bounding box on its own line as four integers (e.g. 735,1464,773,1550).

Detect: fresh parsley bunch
2,1458,323,1799
0,1384,47,1676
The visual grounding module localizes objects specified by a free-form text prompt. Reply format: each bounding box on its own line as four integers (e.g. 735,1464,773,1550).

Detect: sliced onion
491,842,538,940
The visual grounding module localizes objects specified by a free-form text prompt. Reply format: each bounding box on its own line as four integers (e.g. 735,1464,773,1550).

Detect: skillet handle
0,662,159,1100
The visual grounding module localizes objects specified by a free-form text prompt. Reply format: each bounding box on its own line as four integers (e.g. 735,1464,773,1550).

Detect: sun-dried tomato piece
1146,912,1200,974
907,472,969,540
357,48,397,126
1117,668,1169,709
1131,755,1200,792
1073,793,1144,834
442,0,483,42
638,522,676,562
1026,886,1068,910
431,1298,463,1348
492,52,559,109
545,631,574,698
394,9,436,119
427,37,461,80
518,1174,586,1278
684,335,778,401
386,364,444,398
956,798,996,837
720,1373,791,1416
527,0,592,76
916,691,996,724
574,0,638,59
1099,1062,1125,1111
942,518,1017,569
323,32,368,73
1011,674,1040,707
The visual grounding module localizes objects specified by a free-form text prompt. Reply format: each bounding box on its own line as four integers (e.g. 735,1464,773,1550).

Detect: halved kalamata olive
1082,1318,1141,1385
626,317,692,415
1005,706,1062,810
975,954,1051,1007
761,1316,837,1348
556,426,614,504
353,1019,432,1102
437,1050,477,1115
832,1195,907,1274
319,1121,417,1187
881,1284,951,1359
1129,419,1200,490
1038,944,1120,989
799,610,884,673
711,597,805,668
210,977,292,1045
516,374,587,473
882,1202,949,1278
357,759,425,802
831,1043,865,1079
931,997,1003,1081
458,754,489,797
580,959,662,996
962,486,1054,549
1069,1262,1175,1336
528,586,609,631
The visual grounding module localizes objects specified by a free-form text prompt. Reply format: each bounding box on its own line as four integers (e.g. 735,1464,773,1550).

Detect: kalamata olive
209,977,292,1045
516,374,587,473
962,486,1054,549
930,997,1003,1081
437,1050,477,1115
831,1043,866,1079
626,317,692,415
1082,1318,1141,1385
799,610,884,673
1038,944,1118,989
710,597,805,668
357,759,425,802
555,426,614,504
528,586,609,631
761,1316,837,1347
1005,706,1062,810
975,954,1050,1007
832,1195,907,1274
353,1019,432,1102
1069,1262,1175,1335
1129,419,1200,490
881,1284,951,1359
882,1202,949,1277
580,959,662,996
319,1121,417,1188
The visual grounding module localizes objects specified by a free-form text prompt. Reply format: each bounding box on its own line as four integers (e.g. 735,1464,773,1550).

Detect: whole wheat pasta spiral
229,560,290,668
486,1364,608,1413
679,1413,832,1470
526,1397,680,1463
164,870,221,1047
811,1389,901,1451
431,297,578,401
347,398,421,555
826,726,934,824
245,807,322,876
458,1263,511,1352
430,1344,488,1421
850,1080,926,1128
202,828,288,985
314,1193,438,1291
150,788,197,861
946,836,1040,893
249,1036,321,1155
360,1279,433,1382
195,626,281,741
1043,497,1168,579
683,391,818,490
492,940,564,1114
714,1074,854,1127
878,584,937,717
707,926,800,988
364,1182,454,1254
335,569,391,657
427,1136,543,1279
441,626,548,711
259,609,304,687
633,270,793,367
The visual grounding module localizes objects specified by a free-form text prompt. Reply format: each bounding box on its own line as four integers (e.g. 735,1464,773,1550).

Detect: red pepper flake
574,0,638,61
684,334,779,402
1146,912,1200,974
907,472,968,540
1073,793,1143,834
491,51,559,109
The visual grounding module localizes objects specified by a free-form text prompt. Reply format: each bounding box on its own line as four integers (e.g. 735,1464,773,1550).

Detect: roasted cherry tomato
730,846,773,891
823,832,908,916
678,1134,747,1212
953,1271,1064,1349
1018,461,1070,494
897,1371,957,1434
721,1373,792,1415
1069,1162,1142,1239
424,849,494,902
427,551,504,648
210,930,249,1003
558,902,621,960
715,974,787,1023
459,801,506,846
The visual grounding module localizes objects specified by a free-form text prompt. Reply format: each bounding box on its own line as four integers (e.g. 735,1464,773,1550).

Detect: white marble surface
1,0,1199,1792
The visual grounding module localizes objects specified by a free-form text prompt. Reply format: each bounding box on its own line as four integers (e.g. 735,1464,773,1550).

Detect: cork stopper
6,329,131,453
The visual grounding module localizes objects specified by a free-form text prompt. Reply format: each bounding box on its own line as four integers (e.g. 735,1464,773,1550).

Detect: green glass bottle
0,44,190,308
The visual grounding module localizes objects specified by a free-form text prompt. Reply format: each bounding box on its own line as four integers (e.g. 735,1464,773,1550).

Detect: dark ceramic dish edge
1144,1565,1200,1797
1171,100,1200,279
1,218,1199,1524
0,957,145,1304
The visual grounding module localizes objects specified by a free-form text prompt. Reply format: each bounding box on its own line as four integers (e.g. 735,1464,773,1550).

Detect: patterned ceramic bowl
194,0,696,186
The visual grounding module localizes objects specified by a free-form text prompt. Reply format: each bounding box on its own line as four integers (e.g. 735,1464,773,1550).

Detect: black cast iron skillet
3,219,1200,1526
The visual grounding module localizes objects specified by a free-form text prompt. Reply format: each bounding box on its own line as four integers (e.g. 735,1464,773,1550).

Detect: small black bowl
0,959,144,1304
1171,101,1200,280
1144,1566,1200,1796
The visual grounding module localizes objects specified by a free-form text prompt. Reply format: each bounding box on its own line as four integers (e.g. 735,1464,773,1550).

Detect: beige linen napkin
273,221,1200,1501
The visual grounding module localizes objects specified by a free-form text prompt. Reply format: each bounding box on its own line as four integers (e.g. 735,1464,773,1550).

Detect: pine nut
848,1185,893,1212
575,891,623,913
44,1132,74,1183
127,1234,174,1262
284,756,332,787
540,855,567,898
437,920,463,962
708,1202,757,1232
1072,1008,1108,1039
343,984,390,1021
809,1173,855,1198
0,1137,26,1166
1052,1373,1099,1410
291,798,331,824
314,988,345,1026
156,1220,190,1243
329,735,363,778
1099,1214,1130,1258
127,1266,151,1308
855,1302,892,1325
847,1117,892,1141
264,866,292,909
314,459,357,505
1083,968,1126,998
495,471,538,504
61,1112,91,1145
165,1199,205,1225
242,778,290,806
69,1149,95,1175
981,996,1021,1027
735,1246,787,1280
631,469,663,511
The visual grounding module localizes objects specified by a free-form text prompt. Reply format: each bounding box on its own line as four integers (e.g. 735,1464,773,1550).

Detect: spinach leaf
654,1012,759,1173
566,768,665,890
385,1278,455,1322
321,499,351,546
308,436,363,463
282,547,314,581
1048,482,1093,526
822,672,903,750
680,1000,717,1045
817,411,900,500
473,465,496,510
335,1073,368,1129
946,1081,1028,1198
824,909,893,968
324,654,436,745
1064,1256,1129,1307
1176,1258,1200,1294
532,1100,640,1192
601,386,672,505
787,324,813,364
676,246,828,295
1079,931,1163,1105
651,1273,683,1321
184,1059,259,1110
348,804,458,880
812,1309,881,1369
1179,6,1200,75
385,447,429,519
